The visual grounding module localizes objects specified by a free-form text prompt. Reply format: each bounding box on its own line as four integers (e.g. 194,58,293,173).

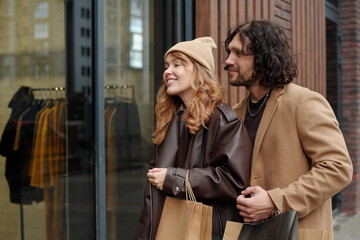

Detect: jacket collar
235,84,287,167
176,104,186,114
251,86,285,164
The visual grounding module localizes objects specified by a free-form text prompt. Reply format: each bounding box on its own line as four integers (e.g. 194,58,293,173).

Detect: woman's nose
163,68,170,81
164,67,171,75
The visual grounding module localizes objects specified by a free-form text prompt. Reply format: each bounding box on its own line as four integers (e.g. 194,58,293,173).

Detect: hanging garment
30,100,66,240
0,86,43,204
108,101,141,170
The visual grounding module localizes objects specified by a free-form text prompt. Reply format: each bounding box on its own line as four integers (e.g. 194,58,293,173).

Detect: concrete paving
333,212,360,240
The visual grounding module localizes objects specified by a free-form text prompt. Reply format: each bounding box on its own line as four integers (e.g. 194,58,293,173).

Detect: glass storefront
0,0,191,239
103,0,155,239
0,1,67,239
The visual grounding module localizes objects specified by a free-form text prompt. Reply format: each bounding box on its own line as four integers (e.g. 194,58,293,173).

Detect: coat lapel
177,120,190,168
157,113,182,168
251,86,286,168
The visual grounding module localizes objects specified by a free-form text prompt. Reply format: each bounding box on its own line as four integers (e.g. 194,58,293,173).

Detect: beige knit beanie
164,37,217,73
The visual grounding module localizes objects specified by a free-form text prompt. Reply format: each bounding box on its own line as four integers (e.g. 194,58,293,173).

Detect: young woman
135,37,252,240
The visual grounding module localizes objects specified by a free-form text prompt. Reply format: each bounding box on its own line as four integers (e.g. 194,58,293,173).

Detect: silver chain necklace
247,91,270,117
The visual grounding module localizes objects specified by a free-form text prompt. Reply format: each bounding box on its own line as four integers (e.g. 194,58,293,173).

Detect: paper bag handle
185,170,196,202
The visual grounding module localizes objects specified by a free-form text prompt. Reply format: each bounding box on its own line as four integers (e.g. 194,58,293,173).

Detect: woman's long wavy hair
153,51,224,145
224,20,298,89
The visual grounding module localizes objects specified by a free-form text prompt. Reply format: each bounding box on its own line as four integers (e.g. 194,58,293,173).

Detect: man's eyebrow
229,45,246,53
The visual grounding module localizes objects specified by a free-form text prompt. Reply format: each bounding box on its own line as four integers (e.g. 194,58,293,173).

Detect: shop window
0,1,96,240
103,0,160,238
0,0,187,239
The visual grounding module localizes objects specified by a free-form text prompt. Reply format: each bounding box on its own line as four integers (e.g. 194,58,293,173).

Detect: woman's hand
147,168,167,190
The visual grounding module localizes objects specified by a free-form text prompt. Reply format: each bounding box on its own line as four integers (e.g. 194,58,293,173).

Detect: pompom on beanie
164,37,217,73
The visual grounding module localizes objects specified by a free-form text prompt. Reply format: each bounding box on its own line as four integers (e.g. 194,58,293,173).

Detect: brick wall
341,0,360,215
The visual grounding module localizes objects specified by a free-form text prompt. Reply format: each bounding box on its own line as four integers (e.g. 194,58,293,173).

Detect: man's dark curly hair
224,20,298,89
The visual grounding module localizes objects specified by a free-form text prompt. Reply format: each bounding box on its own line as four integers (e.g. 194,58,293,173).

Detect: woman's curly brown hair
224,20,298,89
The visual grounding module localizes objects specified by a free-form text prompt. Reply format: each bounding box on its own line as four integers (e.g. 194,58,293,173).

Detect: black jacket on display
0,86,43,204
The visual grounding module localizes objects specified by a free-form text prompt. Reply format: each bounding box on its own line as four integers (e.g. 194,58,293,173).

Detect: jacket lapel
251,86,285,169
177,120,189,168
157,112,182,168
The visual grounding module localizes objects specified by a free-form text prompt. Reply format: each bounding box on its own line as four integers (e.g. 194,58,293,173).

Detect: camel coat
233,83,353,238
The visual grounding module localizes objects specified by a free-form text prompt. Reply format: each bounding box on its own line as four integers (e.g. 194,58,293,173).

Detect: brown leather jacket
135,103,252,239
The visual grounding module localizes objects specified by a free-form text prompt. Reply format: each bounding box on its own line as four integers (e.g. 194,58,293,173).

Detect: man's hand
236,186,275,223
147,168,167,191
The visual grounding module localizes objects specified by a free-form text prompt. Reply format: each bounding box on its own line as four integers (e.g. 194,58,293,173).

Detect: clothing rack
32,87,65,100
32,87,65,91
16,87,65,240
105,85,135,102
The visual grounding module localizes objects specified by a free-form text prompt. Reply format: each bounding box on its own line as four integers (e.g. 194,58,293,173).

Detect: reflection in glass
130,17,143,33
104,0,155,239
0,1,66,240
34,2,49,19
34,23,49,39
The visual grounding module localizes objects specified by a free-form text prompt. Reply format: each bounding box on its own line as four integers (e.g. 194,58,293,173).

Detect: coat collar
251,86,285,164
234,85,287,167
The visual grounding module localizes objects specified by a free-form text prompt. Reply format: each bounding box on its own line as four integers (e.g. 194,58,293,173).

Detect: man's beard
229,72,256,87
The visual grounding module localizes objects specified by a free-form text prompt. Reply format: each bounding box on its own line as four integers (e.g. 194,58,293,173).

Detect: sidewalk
333,211,360,240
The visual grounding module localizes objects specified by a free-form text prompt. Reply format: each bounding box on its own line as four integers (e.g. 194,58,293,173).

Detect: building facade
0,0,358,239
